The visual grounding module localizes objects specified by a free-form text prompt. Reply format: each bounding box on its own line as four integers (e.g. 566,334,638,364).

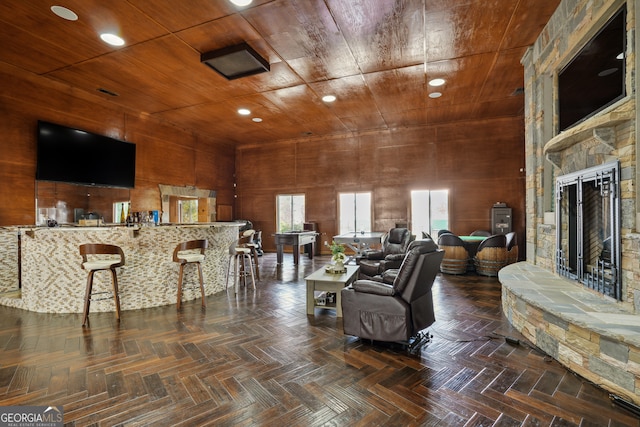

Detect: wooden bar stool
226,233,255,294
79,243,125,326
173,239,208,309
242,229,260,281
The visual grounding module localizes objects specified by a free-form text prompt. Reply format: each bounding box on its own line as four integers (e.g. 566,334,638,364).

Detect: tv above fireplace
558,5,626,132
36,121,136,189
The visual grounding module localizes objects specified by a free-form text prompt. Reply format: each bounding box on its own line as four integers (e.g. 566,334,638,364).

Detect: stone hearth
500,262,640,404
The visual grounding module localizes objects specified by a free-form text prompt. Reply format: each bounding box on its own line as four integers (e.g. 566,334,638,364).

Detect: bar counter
0,223,239,313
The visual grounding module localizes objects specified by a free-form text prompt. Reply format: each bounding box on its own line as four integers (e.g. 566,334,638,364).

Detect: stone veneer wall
522,0,639,309
0,228,19,293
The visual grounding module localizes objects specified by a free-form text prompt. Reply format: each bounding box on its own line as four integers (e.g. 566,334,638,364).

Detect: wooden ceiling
1,0,560,145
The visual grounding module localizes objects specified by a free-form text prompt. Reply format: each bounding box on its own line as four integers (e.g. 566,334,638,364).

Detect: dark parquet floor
0,253,639,426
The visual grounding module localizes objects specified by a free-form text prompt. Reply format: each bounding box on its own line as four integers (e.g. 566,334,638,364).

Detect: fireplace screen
555,161,621,299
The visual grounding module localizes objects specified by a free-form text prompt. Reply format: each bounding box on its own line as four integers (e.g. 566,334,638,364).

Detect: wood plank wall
0,60,526,259
235,118,526,256
0,63,235,227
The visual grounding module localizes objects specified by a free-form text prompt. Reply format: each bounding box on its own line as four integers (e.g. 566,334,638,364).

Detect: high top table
459,235,489,271
458,235,487,258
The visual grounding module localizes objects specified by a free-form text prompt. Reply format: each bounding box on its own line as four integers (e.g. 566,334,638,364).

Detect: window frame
410,189,449,237
276,193,306,233
338,191,372,235
178,198,198,223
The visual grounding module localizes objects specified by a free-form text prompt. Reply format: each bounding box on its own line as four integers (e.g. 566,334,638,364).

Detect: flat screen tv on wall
36,120,136,189
558,5,626,132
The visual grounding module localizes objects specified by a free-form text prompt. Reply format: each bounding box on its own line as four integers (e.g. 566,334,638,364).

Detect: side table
305,265,359,317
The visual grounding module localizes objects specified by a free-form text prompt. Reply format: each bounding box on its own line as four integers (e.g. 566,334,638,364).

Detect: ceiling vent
200,43,270,80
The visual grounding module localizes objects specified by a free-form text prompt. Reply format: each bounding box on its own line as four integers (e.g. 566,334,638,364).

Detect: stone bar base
500,262,640,405
0,228,19,293
0,223,238,313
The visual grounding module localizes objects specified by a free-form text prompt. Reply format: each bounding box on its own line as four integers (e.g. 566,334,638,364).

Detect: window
277,194,305,232
113,201,129,224
338,192,371,234
410,189,449,237
178,198,198,223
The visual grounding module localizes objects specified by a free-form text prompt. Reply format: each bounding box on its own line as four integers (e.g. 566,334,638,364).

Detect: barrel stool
474,234,508,276
437,233,469,275
506,231,519,264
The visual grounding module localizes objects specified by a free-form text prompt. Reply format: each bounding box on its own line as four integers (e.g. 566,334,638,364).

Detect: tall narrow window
179,198,198,223
113,201,129,224
339,192,371,234
277,194,305,232
410,189,449,237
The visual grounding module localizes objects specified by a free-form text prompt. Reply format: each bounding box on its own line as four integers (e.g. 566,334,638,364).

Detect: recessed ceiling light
429,78,446,87
229,0,253,6
429,92,442,98
238,108,251,115
322,95,336,103
51,5,78,21
100,33,125,46
252,117,263,122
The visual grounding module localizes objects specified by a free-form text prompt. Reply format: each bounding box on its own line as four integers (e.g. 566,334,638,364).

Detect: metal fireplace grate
555,161,621,300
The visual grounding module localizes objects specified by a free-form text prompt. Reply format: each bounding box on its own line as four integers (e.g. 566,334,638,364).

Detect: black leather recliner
341,240,444,344
371,239,437,285
358,227,412,280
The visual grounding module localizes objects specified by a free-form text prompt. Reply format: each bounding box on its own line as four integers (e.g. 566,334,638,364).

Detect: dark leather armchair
421,231,433,240
341,240,444,345
372,239,437,285
358,228,412,280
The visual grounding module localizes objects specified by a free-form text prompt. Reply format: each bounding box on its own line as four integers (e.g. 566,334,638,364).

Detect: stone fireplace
538,95,634,307
555,161,621,300
504,0,640,407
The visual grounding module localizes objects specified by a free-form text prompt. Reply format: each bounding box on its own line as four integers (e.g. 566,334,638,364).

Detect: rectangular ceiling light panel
200,43,270,80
